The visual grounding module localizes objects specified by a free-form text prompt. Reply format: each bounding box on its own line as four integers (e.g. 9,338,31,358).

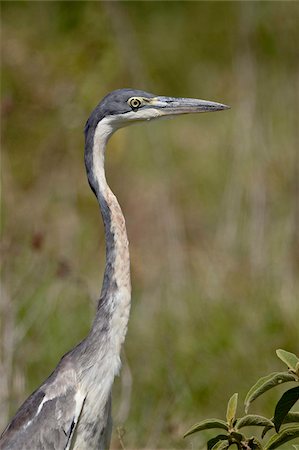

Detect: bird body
0,89,229,450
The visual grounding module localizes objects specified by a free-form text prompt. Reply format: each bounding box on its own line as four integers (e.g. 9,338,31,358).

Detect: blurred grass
1,2,299,448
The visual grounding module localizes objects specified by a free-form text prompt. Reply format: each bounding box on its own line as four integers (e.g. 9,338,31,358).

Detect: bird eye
128,97,142,110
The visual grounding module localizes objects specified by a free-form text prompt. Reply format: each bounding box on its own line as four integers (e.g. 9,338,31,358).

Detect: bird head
86,88,230,136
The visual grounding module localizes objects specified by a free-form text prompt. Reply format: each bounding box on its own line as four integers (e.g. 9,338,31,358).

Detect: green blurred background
1,1,299,448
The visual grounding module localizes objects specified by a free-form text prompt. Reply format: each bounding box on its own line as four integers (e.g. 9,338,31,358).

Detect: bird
0,88,229,450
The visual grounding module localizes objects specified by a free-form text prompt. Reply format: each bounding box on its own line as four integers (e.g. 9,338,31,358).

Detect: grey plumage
1,355,81,449
0,88,229,450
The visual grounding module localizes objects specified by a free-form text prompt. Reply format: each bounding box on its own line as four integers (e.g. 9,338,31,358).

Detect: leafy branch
184,349,299,449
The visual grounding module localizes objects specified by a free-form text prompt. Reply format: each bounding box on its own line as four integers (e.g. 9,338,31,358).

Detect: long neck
84,118,131,357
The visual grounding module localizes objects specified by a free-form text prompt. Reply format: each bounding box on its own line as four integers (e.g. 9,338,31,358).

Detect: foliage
184,350,299,449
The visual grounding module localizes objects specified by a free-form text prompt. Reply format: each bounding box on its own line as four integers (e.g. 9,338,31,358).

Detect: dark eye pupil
131,99,140,108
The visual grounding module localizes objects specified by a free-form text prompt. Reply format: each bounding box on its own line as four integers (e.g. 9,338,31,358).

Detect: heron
0,88,229,450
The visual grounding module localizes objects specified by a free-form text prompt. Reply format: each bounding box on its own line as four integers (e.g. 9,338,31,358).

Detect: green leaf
245,372,297,412
296,362,299,377
207,434,228,450
283,412,299,425
265,426,299,449
262,423,275,438
276,349,299,372
273,387,299,432
262,413,299,438
211,440,229,450
230,431,244,442
226,393,238,426
248,437,263,449
183,418,228,437
236,414,274,429
292,445,299,450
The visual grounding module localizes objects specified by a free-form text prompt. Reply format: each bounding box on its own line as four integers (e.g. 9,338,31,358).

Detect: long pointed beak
151,96,230,116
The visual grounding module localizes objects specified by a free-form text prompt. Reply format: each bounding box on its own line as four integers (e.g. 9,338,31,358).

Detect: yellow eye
128,97,142,110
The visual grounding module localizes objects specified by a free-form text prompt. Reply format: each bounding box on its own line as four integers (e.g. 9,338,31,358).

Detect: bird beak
149,96,230,116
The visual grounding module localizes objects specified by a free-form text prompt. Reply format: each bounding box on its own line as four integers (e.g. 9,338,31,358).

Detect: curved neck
84,117,131,356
